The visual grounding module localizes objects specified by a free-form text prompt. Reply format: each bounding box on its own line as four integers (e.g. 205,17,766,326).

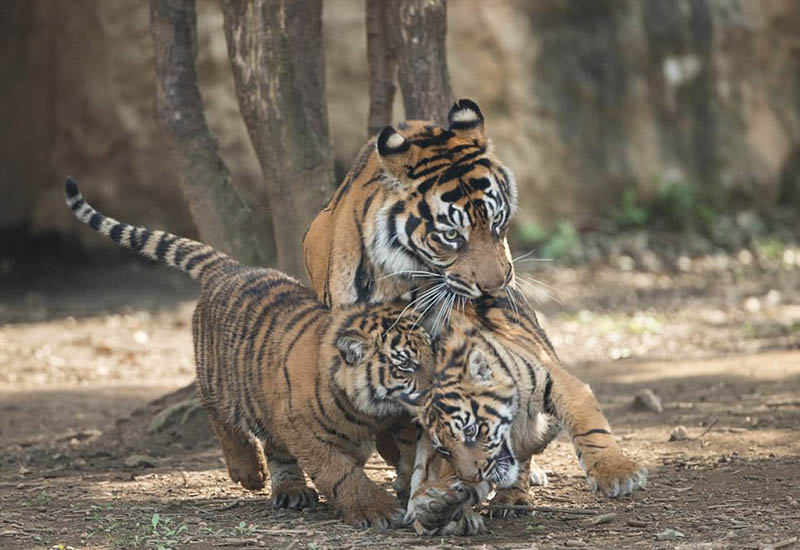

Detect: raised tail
64,177,236,281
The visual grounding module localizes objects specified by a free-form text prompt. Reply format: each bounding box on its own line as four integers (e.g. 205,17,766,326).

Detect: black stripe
573,428,611,438
184,251,214,273
70,198,85,212
155,233,177,260
109,224,124,243
543,376,555,415
88,213,103,230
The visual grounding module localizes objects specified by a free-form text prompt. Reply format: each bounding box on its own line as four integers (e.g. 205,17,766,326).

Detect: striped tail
64,177,236,281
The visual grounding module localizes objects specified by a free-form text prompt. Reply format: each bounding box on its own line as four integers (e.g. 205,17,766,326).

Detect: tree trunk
150,0,270,266
391,0,452,125
220,0,335,279
366,0,398,137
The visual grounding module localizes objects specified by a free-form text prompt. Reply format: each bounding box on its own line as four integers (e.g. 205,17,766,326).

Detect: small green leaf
151,513,160,529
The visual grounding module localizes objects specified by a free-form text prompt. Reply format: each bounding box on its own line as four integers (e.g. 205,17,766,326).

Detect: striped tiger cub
63,178,436,529
406,297,648,535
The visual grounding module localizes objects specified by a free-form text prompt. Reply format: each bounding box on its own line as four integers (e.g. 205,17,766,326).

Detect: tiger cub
64,179,435,529
406,296,648,535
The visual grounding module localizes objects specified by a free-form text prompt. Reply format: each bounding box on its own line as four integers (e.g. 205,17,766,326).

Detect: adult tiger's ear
376,125,412,180
466,348,493,385
336,330,369,366
447,98,487,144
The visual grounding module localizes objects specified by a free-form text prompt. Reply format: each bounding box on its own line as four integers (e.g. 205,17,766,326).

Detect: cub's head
420,316,519,487
329,303,435,417
375,99,517,300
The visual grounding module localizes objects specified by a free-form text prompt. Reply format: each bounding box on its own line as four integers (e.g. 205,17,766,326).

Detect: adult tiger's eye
442,229,460,241
464,424,478,438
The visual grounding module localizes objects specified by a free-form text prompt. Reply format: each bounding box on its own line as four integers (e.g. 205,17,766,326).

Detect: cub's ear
336,330,369,366
466,348,493,385
376,125,412,180
447,98,486,144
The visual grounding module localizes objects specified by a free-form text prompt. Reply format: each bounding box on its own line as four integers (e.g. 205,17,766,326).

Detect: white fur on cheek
373,202,424,276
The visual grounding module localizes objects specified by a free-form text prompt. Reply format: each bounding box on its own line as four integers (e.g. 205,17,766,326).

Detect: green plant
233,521,255,536
540,220,584,263
612,189,648,229
649,179,716,234
147,513,188,550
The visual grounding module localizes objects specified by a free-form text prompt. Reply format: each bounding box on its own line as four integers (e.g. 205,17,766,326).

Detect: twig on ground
581,512,618,525
484,504,598,516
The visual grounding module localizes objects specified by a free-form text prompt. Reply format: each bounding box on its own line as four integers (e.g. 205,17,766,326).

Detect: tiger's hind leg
266,452,319,511
490,458,536,518
209,417,268,491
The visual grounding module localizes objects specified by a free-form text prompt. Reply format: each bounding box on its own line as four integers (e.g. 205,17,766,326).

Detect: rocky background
2,0,799,260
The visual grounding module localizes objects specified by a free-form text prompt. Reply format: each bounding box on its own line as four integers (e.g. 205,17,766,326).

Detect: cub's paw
528,463,549,487
583,453,648,498
413,506,486,536
272,484,318,510
227,461,267,491
490,487,536,518
406,482,477,532
344,490,404,530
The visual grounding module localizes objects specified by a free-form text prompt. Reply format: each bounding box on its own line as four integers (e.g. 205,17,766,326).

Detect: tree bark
150,0,270,266
366,0,397,137
220,0,335,279
391,0,453,125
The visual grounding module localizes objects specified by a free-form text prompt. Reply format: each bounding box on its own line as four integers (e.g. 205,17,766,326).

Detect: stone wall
2,0,798,257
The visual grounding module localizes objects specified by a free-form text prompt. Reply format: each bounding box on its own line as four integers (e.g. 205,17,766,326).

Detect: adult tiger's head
327,302,436,418
374,99,517,299
421,316,519,487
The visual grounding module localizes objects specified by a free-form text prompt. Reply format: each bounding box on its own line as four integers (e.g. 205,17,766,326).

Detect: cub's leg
375,416,417,503
490,458,536,518
265,448,319,510
292,435,403,529
546,363,647,497
209,416,268,491
528,456,549,486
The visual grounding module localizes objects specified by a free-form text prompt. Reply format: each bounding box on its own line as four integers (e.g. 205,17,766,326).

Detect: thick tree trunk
150,0,270,266
391,0,452,125
220,0,335,279
366,0,398,137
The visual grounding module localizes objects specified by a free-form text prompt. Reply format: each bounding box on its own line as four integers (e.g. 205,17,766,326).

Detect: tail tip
65,177,80,199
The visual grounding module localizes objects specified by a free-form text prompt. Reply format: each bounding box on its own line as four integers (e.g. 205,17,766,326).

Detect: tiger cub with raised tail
64,178,435,529
406,297,648,535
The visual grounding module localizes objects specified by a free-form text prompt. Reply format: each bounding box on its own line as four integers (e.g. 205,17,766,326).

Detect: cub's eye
396,358,416,372
441,229,460,241
464,424,478,438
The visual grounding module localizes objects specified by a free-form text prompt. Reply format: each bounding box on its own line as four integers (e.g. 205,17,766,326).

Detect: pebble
123,454,157,468
669,426,690,442
655,528,685,540
632,389,663,413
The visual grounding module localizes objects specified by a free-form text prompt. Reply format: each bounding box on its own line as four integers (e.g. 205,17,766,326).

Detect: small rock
133,330,149,344
765,289,781,306
616,254,635,272
124,454,157,468
743,296,761,313
655,528,685,541
676,255,692,272
669,426,690,442
640,250,662,272
632,389,663,413
17,465,31,476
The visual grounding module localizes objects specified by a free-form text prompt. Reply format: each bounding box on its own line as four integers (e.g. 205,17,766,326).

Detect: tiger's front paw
227,459,267,491
583,453,647,498
490,486,536,518
344,489,404,530
272,484,318,510
413,506,486,536
406,484,467,532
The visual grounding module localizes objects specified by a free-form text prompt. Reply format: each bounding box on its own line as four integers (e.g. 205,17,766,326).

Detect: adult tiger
303,98,517,314
303,99,524,499
406,297,648,535
63,178,435,529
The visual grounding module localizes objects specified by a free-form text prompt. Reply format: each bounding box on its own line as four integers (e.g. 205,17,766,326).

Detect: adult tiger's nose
476,263,511,293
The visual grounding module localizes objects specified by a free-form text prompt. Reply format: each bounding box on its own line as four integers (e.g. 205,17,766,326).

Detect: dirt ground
1,254,799,550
